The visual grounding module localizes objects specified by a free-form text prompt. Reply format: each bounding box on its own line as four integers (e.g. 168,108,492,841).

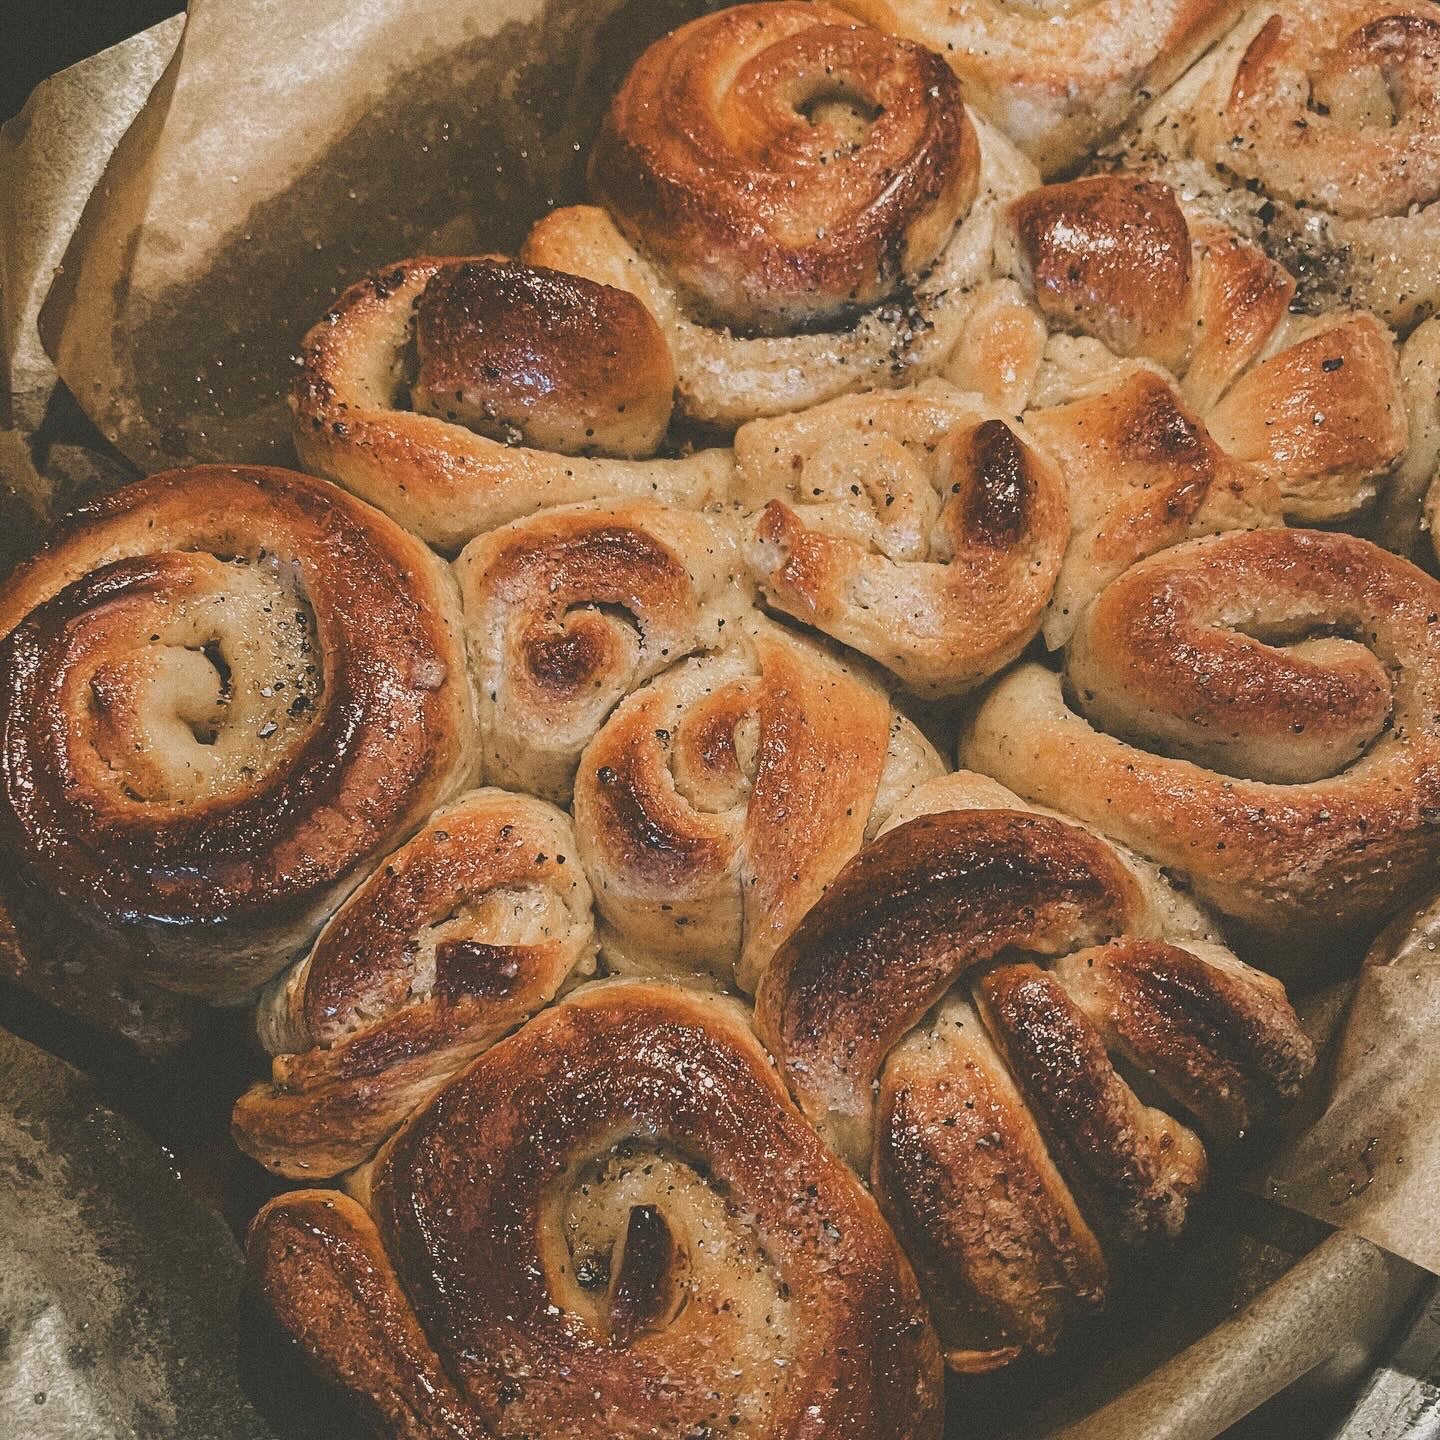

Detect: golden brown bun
571,614,943,992
410,259,675,456
292,257,733,550
1025,367,1277,648
525,6,1038,429
589,2,975,335
1120,0,1440,330
248,981,944,1439
755,772,1313,1368
734,382,1069,695
233,789,595,1179
836,0,1244,175
0,466,478,1001
963,528,1440,955
1008,175,1408,527
453,502,751,803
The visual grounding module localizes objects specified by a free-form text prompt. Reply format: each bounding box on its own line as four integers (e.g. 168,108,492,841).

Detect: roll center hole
796,83,881,145
183,639,233,745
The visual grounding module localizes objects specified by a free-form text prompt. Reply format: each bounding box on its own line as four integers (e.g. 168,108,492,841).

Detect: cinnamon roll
755,771,1313,1368
963,527,1440,956
834,0,1244,175
233,789,595,1179
1121,0,1440,331
292,257,734,550
453,502,750,803
734,383,1069,696
248,981,944,1439
523,2,1038,428
572,615,944,992
0,466,478,1001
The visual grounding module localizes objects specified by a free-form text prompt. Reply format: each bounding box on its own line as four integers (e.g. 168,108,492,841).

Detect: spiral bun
756,772,1313,1367
526,6,1037,428
233,789,595,1178
1024,367,1277,648
1007,174,1409,526
835,0,1244,175
1122,0,1440,330
454,502,750,803
963,527,1440,956
0,466,477,1000
572,615,943,991
249,981,944,1439
293,258,732,549
589,1,975,335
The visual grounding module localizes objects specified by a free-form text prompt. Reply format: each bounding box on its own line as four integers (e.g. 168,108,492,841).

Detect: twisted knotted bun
1008,174,1409,525
734,382,1069,696
293,257,733,550
525,5,1037,427
453,502,750,803
833,0,1243,176
963,527,1440,957
233,789,595,1178
755,772,1313,1368
0,467,477,1001
248,981,944,1439
1121,0,1440,330
589,1,975,334
572,615,943,992
1024,367,1276,649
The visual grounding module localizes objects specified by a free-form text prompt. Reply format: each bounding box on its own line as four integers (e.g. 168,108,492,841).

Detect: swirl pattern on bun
524,3,1037,427
454,502,750,803
248,981,945,1440
734,383,1069,695
0,466,477,1000
1121,0,1440,330
572,615,943,991
963,527,1440,956
588,0,976,335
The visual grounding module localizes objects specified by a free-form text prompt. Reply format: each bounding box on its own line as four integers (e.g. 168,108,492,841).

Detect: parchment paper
4,2,1440,1435
1263,891,1440,1277
37,0,709,471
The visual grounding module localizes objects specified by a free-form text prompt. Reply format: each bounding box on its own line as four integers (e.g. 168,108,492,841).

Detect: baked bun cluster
7,2,1440,1434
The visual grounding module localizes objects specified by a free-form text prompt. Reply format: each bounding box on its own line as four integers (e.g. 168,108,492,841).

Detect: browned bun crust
233,789,595,1178
756,798,1313,1366
1024,368,1277,648
454,502,749,803
0,466,478,1000
964,527,1440,953
1121,0,1440,330
735,384,1070,696
248,981,944,1440
571,614,943,992
292,258,732,550
410,259,675,457
1008,174,1407,526
588,2,977,335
